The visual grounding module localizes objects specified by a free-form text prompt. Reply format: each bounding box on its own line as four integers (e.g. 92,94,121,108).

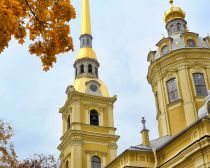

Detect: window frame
161,45,170,55
67,115,71,130
166,78,179,103
187,39,196,47
90,110,99,126
80,64,84,73
91,156,101,168
193,73,208,97
88,64,93,73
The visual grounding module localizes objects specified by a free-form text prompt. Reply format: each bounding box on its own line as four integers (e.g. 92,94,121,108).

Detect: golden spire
81,0,91,35
76,0,96,60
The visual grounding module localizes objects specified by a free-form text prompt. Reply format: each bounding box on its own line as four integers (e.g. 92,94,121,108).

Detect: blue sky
1,0,210,160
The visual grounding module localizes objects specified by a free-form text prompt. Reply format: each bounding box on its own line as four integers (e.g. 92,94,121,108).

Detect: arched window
90,110,99,126
166,78,179,103
193,73,207,96
65,161,69,168
80,64,84,73
161,45,169,55
88,64,92,73
91,156,101,168
177,23,181,31
170,25,174,34
187,39,196,47
75,68,77,77
67,115,71,129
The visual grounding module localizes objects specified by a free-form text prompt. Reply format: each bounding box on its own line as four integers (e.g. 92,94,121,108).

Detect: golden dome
73,77,110,97
164,1,185,23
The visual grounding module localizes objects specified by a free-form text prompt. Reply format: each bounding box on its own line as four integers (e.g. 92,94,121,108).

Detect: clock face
90,84,98,92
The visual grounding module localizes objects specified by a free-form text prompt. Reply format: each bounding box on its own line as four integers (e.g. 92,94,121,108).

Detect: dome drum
166,18,187,36
74,58,99,79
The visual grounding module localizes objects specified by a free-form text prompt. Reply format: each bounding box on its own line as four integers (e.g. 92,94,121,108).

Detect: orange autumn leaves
0,0,76,71
0,119,17,167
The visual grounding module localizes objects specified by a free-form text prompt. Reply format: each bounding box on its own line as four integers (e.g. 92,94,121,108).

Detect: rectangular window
193,73,207,96
167,78,179,103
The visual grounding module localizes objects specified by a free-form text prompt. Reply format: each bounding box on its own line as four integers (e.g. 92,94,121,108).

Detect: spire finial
141,117,146,129
169,0,174,6
81,0,92,35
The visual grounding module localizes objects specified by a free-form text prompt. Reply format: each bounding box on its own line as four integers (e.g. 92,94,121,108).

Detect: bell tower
58,0,119,168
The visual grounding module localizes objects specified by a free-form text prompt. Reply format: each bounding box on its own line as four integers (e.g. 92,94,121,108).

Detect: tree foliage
0,0,76,71
0,119,60,168
17,154,60,168
0,119,17,168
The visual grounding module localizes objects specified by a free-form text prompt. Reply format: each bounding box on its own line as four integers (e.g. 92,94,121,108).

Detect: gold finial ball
169,0,174,5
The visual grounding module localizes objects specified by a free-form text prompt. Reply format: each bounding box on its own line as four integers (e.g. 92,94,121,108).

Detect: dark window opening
177,23,181,31
90,110,99,126
167,78,179,103
80,64,84,73
88,64,92,73
67,115,71,129
91,156,101,168
193,73,207,96
65,161,69,168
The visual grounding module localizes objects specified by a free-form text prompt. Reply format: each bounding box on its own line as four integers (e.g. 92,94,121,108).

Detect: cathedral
58,0,210,167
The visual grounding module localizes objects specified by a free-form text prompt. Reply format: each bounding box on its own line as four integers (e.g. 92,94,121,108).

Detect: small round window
161,45,169,55
187,39,196,47
90,84,98,92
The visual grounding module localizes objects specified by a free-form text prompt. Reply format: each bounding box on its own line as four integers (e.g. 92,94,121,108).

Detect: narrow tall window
193,73,207,96
80,64,84,73
65,161,69,168
90,110,99,126
170,25,174,34
167,78,179,103
88,64,92,73
177,23,181,31
91,156,101,168
67,115,71,129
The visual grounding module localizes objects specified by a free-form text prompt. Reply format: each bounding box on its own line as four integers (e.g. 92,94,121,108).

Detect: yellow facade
58,0,119,167
58,91,119,168
58,0,210,168
106,1,210,168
